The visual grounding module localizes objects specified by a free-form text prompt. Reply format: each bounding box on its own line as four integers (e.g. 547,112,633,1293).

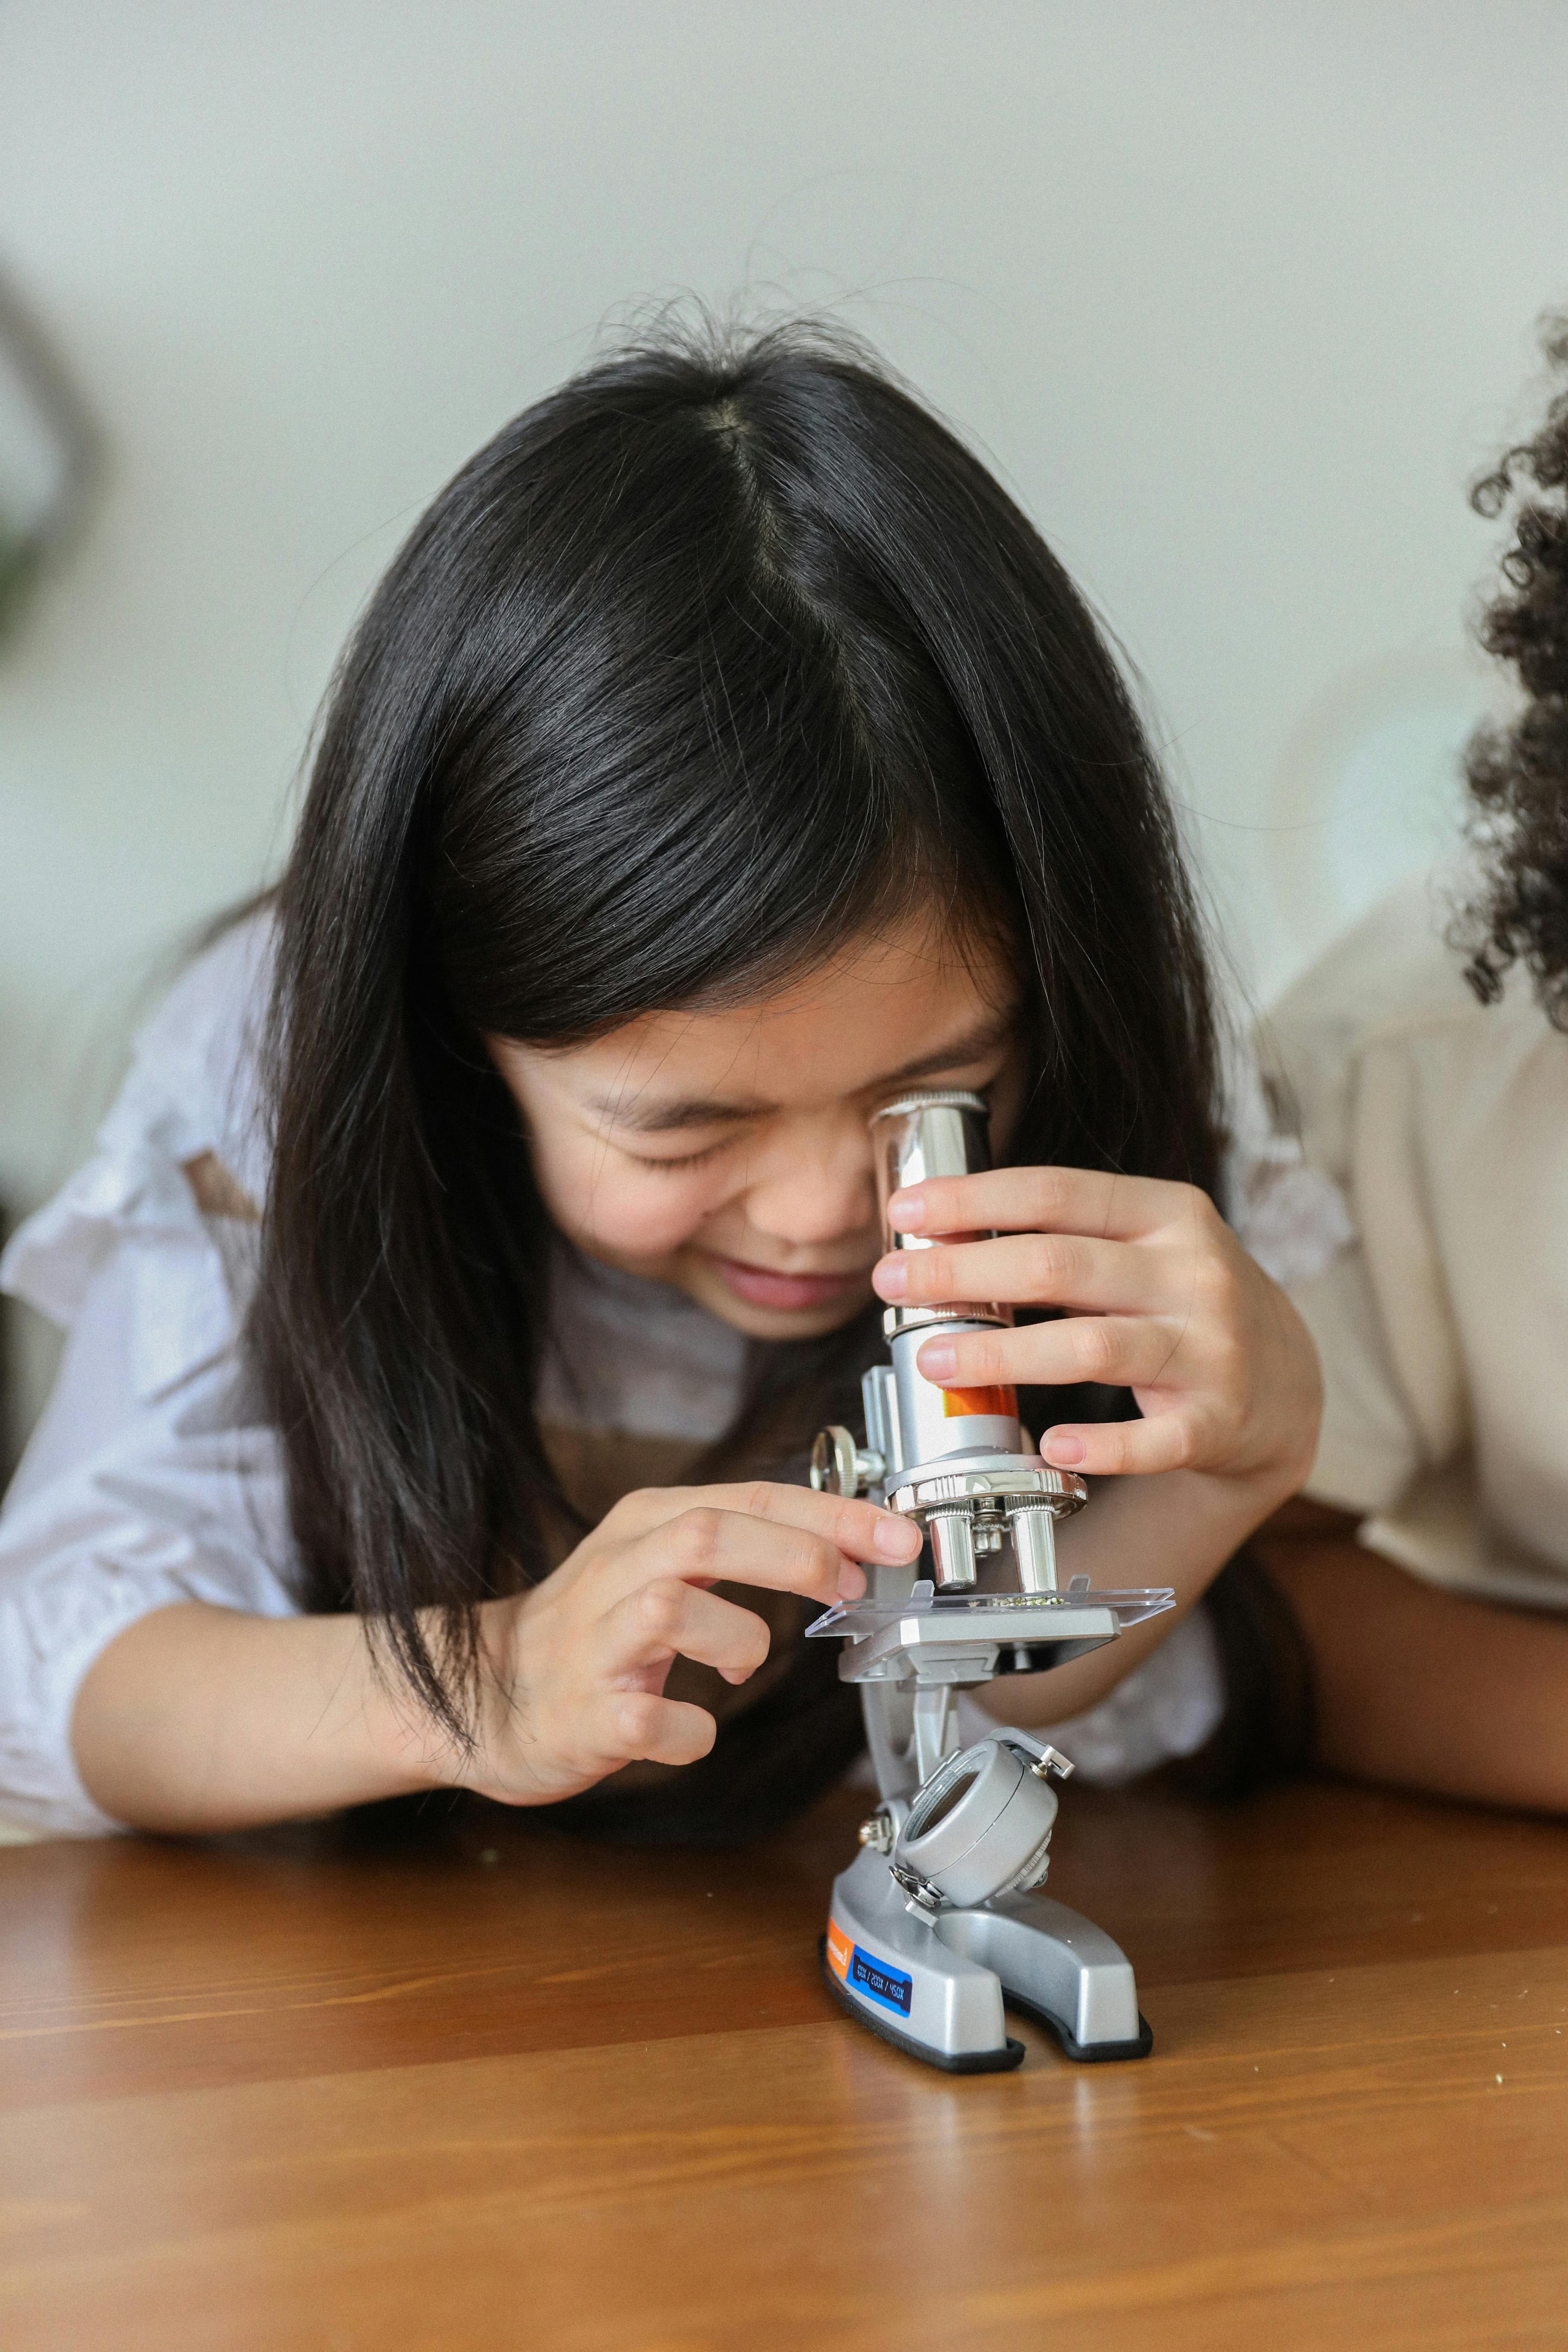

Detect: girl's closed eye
627,1139,731,1172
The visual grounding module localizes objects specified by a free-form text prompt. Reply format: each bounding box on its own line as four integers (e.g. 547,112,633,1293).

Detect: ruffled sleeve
7,1130,243,1406
0,914,296,1839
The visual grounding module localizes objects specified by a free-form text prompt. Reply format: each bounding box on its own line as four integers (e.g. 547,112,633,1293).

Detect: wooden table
3,1772,1567,2350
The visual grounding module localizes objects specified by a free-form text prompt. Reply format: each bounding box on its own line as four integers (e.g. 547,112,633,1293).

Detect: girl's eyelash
630,1140,729,1172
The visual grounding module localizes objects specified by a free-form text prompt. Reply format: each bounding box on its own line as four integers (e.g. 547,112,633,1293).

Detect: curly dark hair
1460,317,1568,1023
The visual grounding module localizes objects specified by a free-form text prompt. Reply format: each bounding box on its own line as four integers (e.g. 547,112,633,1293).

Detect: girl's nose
743,1123,878,1247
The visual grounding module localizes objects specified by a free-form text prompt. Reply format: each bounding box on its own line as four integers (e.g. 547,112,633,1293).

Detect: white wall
1,1,1565,1330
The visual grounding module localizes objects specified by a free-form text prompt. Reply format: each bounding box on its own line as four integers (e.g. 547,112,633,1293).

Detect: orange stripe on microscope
941,1384,1017,1419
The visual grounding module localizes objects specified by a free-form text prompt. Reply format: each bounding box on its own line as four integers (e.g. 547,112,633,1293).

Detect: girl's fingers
877,1230,1194,1318
605,1479,922,1569
886,1165,1198,1245
913,1312,1207,1394
601,1505,871,1615
591,1688,719,1769
596,1577,775,1686
1038,1412,1207,1480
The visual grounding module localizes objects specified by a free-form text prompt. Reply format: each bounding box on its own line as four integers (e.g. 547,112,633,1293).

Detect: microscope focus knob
810,1425,886,1497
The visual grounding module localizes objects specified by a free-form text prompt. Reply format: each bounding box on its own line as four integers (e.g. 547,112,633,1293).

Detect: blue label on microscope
850,1944,913,2017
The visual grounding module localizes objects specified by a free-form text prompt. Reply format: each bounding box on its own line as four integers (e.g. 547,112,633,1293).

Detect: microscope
806,1091,1174,2071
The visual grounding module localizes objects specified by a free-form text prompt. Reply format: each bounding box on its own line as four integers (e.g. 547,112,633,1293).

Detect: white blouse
0,916,1350,1836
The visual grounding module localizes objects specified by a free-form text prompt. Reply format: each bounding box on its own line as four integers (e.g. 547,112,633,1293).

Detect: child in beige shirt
1257,320,1568,1811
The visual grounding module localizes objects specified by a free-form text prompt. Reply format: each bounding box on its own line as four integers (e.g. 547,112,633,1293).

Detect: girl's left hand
870,1165,1321,1499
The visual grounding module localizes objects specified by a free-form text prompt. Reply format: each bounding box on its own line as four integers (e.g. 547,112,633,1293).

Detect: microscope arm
863,1678,961,1799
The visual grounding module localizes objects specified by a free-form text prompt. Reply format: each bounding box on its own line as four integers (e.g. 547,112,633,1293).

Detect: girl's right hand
447,1481,922,1806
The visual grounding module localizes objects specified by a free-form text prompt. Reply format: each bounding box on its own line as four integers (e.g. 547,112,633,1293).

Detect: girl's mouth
704,1254,869,1314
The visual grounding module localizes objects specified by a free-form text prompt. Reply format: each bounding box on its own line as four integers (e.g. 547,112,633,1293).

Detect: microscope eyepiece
860,1087,1018,1511
870,1087,1007,1351
870,1089,991,1259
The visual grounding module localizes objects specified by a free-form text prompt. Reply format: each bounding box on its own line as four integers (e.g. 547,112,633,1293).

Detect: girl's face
489,916,1024,1340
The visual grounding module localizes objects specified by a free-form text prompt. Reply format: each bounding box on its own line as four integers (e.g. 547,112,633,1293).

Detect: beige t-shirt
1267,869,1568,1609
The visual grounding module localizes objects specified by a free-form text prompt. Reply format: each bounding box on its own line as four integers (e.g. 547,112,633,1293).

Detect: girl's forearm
976,1462,1291,1728
1255,1512,1568,1812
71,1602,447,1833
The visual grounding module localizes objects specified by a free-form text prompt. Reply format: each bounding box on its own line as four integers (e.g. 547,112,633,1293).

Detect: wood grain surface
3,1772,1567,2350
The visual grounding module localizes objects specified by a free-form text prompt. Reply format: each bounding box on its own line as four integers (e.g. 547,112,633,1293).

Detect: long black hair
254,318,1224,1738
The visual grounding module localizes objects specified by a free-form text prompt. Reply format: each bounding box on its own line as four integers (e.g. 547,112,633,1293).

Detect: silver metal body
811,1091,1168,2069
824,1848,1148,2069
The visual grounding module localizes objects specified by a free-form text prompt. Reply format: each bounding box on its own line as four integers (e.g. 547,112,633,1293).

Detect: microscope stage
806,1583,1176,1682
806,1585,1175,1639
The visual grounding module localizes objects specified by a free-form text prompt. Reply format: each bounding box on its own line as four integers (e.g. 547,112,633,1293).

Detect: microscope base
818,1939,1026,2072
822,1846,1153,2070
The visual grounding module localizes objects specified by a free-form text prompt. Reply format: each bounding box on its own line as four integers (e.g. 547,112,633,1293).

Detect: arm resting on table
1254,1498,1568,1813
72,1603,445,1834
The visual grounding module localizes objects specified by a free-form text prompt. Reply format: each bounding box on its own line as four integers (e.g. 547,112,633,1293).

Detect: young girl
0,322,1321,1842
